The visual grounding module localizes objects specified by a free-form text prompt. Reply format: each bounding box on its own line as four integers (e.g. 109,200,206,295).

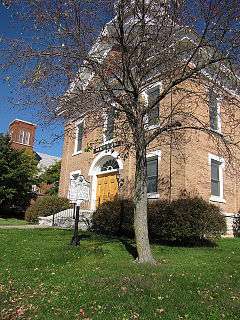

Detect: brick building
58,13,240,237
9,119,36,152
8,119,61,195
59,83,240,237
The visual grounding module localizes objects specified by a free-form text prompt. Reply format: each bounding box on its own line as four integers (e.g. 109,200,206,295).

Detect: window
101,159,119,172
147,85,160,126
75,122,84,153
104,107,115,142
18,130,30,145
209,90,221,132
147,156,158,193
211,159,221,197
209,154,225,202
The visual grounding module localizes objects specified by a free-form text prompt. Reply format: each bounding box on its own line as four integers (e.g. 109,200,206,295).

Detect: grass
0,229,239,320
0,218,27,226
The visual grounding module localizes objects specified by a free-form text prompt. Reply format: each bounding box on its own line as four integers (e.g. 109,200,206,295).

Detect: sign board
69,175,90,203
93,140,121,154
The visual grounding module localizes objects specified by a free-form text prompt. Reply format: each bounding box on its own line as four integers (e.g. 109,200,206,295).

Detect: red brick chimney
8,119,37,151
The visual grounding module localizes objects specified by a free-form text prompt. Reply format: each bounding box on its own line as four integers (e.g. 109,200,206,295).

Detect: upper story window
209,153,225,203
209,90,221,132
18,130,30,145
147,155,158,193
146,85,160,127
104,106,115,142
74,121,84,154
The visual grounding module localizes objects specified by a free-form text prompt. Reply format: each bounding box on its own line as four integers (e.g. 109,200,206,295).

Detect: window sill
72,150,82,157
147,193,160,199
14,141,31,147
209,127,222,135
101,139,113,146
145,124,160,131
210,196,226,204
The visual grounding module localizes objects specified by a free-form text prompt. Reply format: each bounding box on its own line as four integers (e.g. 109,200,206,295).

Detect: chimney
8,119,37,151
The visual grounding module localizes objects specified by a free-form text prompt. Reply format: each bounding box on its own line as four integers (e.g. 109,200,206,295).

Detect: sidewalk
0,224,50,229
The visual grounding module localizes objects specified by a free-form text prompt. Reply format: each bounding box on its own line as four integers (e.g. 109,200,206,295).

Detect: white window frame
102,113,114,145
73,119,84,156
18,130,30,145
208,153,225,203
146,150,161,199
209,92,222,134
102,103,116,145
143,81,162,130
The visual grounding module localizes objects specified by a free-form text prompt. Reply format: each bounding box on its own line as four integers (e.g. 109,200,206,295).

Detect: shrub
25,195,71,222
148,196,227,242
92,196,227,243
233,213,240,237
92,198,134,236
0,207,25,219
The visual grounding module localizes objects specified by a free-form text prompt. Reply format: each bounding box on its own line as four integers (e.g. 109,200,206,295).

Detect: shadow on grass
53,230,217,261
119,238,138,259
150,237,217,248
79,234,91,240
79,231,219,259
117,237,217,260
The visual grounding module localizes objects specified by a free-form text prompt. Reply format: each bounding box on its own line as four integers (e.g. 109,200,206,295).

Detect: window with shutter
211,159,221,196
76,122,84,152
147,156,158,193
209,91,220,131
147,85,160,126
18,130,30,145
209,153,225,203
105,107,115,141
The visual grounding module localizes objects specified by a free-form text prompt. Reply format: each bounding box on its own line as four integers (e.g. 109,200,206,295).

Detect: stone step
38,209,93,230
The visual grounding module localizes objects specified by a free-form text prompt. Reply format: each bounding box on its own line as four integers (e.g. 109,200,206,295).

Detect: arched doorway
88,151,123,209
96,158,119,206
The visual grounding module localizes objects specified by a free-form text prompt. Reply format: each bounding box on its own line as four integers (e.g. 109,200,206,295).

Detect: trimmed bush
148,197,227,242
25,195,71,222
233,213,240,237
92,196,227,243
92,198,134,237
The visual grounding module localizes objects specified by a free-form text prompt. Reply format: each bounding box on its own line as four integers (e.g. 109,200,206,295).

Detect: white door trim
88,150,123,210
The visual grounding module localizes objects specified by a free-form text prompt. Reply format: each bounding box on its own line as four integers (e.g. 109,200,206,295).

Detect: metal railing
52,206,75,226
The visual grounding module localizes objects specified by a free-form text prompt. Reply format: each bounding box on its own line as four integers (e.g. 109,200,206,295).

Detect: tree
1,0,240,263
0,135,38,211
38,160,61,195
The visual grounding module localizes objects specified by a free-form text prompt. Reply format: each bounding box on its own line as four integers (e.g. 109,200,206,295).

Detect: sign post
69,175,90,246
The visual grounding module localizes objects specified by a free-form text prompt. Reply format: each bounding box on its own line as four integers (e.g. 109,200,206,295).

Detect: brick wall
9,119,36,152
59,85,240,226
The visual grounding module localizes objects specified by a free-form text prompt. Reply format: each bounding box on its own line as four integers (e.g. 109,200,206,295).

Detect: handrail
52,208,74,226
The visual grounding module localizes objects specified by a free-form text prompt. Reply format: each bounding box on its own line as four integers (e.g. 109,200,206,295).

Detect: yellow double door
96,172,118,206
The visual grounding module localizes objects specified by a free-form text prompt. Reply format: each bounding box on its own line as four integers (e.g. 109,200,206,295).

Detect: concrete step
38,209,93,230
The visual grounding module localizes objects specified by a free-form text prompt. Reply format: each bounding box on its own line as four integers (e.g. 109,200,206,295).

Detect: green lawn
0,218,27,226
0,229,239,320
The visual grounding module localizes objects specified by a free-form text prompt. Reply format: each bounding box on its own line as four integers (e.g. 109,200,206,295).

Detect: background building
8,119,61,195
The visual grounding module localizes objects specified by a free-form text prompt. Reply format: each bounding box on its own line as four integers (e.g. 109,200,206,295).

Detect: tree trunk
134,142,155,264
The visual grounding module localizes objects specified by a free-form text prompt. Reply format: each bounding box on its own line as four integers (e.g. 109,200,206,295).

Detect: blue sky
0,5,64,157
